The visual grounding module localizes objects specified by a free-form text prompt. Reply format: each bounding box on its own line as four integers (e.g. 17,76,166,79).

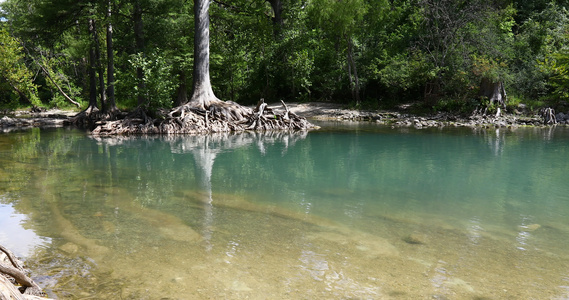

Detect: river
1,123,568,299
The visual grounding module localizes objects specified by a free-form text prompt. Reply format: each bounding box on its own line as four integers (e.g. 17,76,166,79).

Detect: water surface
1,124,569,299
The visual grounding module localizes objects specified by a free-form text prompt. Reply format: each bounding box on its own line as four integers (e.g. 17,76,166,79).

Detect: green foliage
471,56,509,83
289,48,315,100
511,3,569,102
0,26,41,108
118,51,175,110
1,0,568,112
373,52,429,93
209,2,270,103
39,52,85,108
309,0,367,37
540,48,569,102
431,97,479,115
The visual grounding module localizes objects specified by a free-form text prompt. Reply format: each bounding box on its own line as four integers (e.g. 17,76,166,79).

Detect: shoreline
0,102,566,132
276,102,566,128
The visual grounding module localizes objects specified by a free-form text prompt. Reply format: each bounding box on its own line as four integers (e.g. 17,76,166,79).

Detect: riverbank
0,109,75,131
0,102,566,131
277,102,567,128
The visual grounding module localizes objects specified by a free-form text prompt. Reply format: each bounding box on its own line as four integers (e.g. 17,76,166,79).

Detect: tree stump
479,78,507,108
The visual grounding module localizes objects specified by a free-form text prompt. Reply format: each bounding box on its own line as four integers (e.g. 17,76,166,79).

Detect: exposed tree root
79,99,315,136
68,105,128,130
541,107,557,125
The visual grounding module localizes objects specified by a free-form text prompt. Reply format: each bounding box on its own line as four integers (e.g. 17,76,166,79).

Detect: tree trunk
479,78,506,108
88,19,98,110
134,0,146,106
175,72,188,107
346,36,360,105
189,0,218,109
266,0,283,37
91,19,107,112
106,0,117,112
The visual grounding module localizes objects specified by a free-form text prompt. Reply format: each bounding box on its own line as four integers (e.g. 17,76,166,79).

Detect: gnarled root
90,99,315,135
541,107,557,125
69,106,127,130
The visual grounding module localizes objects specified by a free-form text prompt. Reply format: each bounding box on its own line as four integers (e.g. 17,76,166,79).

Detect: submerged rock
519,224,541,232
59,242,80,254
402,233,428,245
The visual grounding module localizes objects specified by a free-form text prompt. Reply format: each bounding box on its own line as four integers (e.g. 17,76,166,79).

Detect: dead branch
0,245,47,297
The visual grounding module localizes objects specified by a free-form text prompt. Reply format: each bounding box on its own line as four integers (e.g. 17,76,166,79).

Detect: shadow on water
1,125,569,298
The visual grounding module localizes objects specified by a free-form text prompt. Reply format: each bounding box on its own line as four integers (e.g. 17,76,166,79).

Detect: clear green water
1,124,569,299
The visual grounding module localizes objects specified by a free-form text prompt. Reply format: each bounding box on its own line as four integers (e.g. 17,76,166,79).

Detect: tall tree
87,18,99,112
90,17,107,111
189,0,216,108
106,0,117,112
133,0,147,106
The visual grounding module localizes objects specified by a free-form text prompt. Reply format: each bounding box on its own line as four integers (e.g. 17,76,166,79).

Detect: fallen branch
0,245,48,298
0,263,40,292
21,44,81,108
37,64,81,108
0,244,25,273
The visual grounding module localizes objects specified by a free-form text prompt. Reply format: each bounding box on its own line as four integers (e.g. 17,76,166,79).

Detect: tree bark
189,0,218,109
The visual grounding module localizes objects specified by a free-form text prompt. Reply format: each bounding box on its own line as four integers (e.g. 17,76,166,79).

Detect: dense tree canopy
1,0,569,114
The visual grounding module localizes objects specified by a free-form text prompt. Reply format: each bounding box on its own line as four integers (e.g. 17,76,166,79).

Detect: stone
403,233,428,245
59,242,80,254
519,224,541,232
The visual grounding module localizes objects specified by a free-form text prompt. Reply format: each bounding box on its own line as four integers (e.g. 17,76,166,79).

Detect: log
0,263,38,292
0,275,50,300
0,274,27,300
0,244,25,272
0,245,51,299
